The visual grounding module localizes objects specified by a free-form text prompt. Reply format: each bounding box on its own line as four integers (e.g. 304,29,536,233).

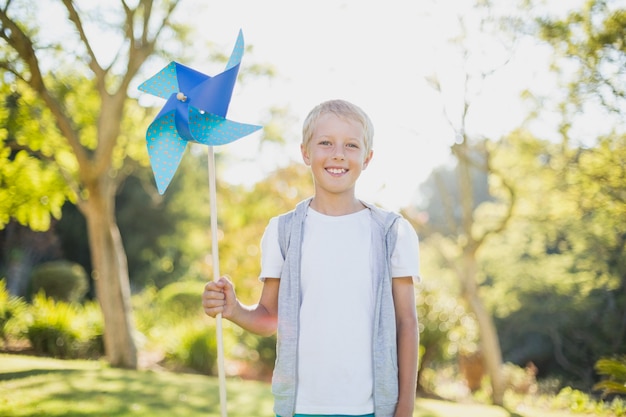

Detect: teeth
327,168,346,174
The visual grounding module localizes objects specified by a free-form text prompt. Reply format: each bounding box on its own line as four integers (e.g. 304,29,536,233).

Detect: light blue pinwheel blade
146,111,189,194
189,107,262,146
225,29,245,71
138,62,179,99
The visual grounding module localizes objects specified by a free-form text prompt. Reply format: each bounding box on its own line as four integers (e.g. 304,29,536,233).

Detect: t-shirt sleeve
259,216,283,281
391,217,420,281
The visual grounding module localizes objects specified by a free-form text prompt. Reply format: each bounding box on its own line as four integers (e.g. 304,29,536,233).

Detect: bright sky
170,0,584,210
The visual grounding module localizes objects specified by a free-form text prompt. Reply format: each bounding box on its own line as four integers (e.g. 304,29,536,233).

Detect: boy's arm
392,276,418,417
203,276,280,337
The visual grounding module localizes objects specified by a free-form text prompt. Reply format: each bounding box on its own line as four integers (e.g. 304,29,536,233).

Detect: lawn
0,353,603,417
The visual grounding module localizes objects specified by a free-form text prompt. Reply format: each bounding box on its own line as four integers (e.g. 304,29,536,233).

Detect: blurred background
0,0,624,414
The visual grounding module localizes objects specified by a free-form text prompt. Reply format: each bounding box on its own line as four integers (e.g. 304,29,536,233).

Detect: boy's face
301,113,373,198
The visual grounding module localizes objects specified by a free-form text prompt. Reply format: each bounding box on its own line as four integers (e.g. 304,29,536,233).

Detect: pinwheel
138,29,262,194
138,30,261,417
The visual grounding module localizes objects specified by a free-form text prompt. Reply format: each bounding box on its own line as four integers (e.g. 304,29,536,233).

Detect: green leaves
594,356,626,396
0,149,69,231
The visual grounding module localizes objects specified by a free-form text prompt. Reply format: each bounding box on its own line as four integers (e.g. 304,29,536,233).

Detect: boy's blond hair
302,99,374,154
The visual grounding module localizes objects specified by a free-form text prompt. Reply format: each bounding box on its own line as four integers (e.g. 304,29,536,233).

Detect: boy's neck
309,195,366,216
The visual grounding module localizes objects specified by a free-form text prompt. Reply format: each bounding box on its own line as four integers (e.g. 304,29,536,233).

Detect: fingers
202,276,234,318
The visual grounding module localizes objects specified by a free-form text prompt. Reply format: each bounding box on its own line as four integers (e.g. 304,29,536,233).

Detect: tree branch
475,154,517,248
92,0,178,178
61,0,105,81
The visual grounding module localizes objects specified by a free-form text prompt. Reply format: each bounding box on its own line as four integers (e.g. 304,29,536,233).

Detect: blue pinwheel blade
175,63,211,98
146,111,188,194
226,29,244,71
189,64,239,118
138,62,179,99
189,107,262,146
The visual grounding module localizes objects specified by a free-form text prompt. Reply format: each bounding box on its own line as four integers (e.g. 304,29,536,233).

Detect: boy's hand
203,276,237,319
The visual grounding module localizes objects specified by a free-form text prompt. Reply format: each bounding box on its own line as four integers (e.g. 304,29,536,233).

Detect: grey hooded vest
272,198,402,417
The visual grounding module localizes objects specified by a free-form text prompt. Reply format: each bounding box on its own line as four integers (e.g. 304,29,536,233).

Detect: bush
79,301,105,358
132,285,160,336
164,322,218,374
0,279,27,346
25,293,104,359
236,331,276,380
552,386,620,416
26,293,81,358
594,356,626,397
156,281,203,320
30,261,89,303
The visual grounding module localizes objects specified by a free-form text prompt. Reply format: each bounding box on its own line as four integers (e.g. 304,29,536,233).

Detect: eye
346,142,360,149
318,140,332,146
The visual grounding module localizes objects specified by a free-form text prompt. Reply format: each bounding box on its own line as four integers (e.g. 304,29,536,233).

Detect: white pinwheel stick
208,146,227,417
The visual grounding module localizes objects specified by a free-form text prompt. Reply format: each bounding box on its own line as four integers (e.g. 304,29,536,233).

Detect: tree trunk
82,178,137,369
460,252,504,405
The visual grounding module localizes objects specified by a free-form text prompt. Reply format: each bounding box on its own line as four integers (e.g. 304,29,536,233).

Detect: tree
476,130,626,389
526,0,626,384
0,0,184,368
535,0,625,117
412,1,525,405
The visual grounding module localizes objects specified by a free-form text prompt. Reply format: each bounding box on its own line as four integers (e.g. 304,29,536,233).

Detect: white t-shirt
260,207,420,415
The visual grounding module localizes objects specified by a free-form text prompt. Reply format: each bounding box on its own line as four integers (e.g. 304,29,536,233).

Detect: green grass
0,354,605,417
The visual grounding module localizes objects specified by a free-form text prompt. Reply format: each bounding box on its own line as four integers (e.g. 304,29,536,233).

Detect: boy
203,99,420,417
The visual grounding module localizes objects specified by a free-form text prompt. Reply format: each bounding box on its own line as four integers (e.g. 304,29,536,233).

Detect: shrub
79,301,105,358
164,322,218,374
0,279,28,346
156,281,203,320
132,285,160,335
552,386,620,415
25,293,104,359
236,331,276,380
30,261,89,303
501,361,538,394
26,292,81,358
594,356,626,397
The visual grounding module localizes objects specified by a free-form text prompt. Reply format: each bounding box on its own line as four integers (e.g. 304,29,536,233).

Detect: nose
332,147,345,160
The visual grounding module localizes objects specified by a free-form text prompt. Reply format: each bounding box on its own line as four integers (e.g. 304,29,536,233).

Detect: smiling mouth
326,168,347,174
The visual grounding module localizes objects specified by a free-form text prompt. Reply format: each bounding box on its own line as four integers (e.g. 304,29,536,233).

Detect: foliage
131,285,160,338
416,280,478,368
536,0,626,115
0,278,26,344
215,162,313,304
594,356,626,397
0,0,207,368
156,280,204,319
163,321,218,375
113,149,312,291
230,326,277,380
414,143,492,238
115,171,183,290
131,284,226,375
25,293,103,359
29,260,89,303
0,87,73,231
478,131,626,389
551,386,624,416
501,362,538,395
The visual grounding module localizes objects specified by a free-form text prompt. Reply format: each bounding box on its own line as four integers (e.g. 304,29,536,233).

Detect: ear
362,149,373,169
301,143,311,166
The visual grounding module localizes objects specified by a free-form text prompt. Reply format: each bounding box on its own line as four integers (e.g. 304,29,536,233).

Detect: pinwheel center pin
176,92,187,102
